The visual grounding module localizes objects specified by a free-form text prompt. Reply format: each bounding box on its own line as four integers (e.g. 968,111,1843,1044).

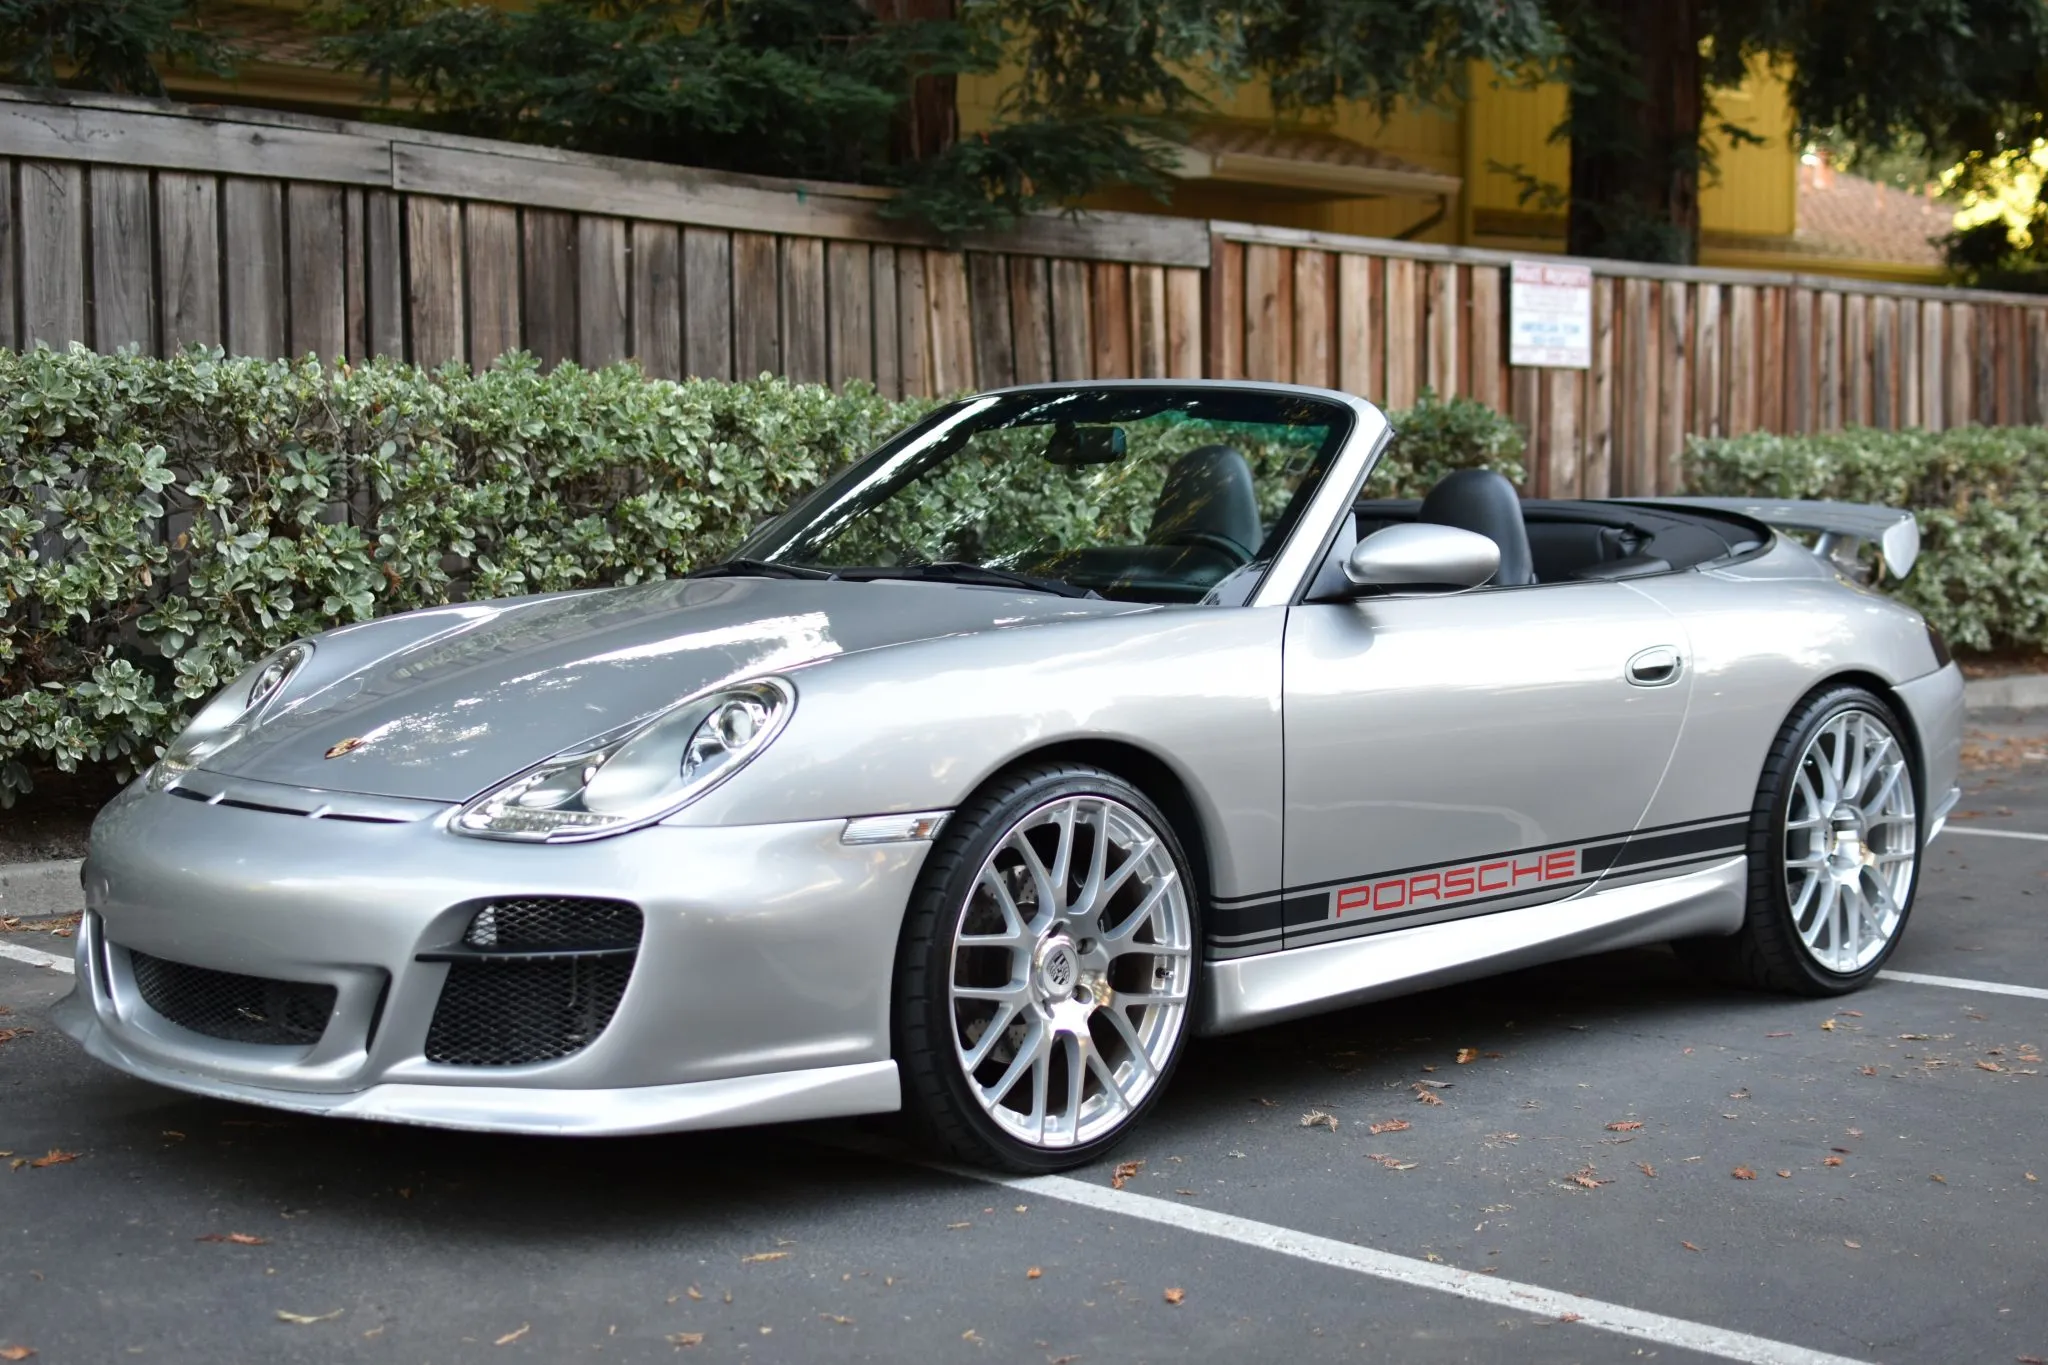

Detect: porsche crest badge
324,737,366,759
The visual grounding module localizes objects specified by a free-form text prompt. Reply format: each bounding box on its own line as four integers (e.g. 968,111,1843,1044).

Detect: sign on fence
1509,260,1593,369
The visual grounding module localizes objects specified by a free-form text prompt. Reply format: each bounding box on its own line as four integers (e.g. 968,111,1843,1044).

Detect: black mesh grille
424,957,634,1066
129,950,337,1047
462,898,643,951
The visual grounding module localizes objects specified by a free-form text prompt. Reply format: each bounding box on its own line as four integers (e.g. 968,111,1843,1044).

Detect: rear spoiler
1644,497,1920,580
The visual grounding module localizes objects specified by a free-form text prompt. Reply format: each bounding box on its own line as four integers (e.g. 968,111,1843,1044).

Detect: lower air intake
423,957,634,1066
129,950,337,1047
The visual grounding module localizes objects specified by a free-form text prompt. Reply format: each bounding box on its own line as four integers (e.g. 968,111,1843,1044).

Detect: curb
1964,672,2048,712
0,858,85,918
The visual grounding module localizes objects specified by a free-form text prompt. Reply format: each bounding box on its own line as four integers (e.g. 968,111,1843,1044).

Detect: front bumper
54,779,930,1135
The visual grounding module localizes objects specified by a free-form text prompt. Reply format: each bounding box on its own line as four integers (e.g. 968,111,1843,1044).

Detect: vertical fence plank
1691,284,1722,442
1131,263,1168,378
1997,306,2021,423
1843,292,1869,426
966,250,1014,389
1946,302,1972,428
778,237,827,384
1584,277,1616,497
730,231,779,379
1243,245,1286,383
1383,258,1418,409
1817,292,1842,431
463,202,520,369
927,250,974,392
1758,288,1785,434
630,221,682,380
1048,257,1090,381
0,160,14,351
1898,298,1920,429
1090,262,1133,379
1725,285,1757,435
1619,278,1658,494
522,209,576,368
223,177,286,358
90,167,155,353
897,248,934,396
1334,253,1371,397
1657,283,1688,494
1920,299,1945,430
1508,367,1541,490
1544,370,1582,498
1468,265,1503,411
404,195,463,366
1426,262,1460,397
19,161,87,348
286,183,345,361
1210,237,1243,380
1786,288,1814,433
577,216,629,367
342,190,367,360
363,190,404,359
157,172,220,352
1164,266,1202,378
684,227,734,380
1291,251,1331,388
871,247,901,398
1870,295,1897,429
2030,309,2048,425
828,240,875,388
1008,256,1052,385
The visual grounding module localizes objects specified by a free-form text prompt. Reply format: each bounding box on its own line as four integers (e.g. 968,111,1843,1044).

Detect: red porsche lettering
1330,846,1583,918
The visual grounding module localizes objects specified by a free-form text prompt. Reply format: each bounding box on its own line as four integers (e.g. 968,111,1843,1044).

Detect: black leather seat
1417,468,1536,587
1147,445,1261,565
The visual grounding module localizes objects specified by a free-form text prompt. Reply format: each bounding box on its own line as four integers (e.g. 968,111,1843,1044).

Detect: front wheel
893,763,1199,1171
1682,684,1922,994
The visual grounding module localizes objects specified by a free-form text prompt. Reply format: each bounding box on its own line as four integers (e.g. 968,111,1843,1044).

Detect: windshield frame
735,381,1391,608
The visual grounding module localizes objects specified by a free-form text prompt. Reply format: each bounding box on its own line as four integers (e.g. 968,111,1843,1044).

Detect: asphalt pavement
2,717,2043,1364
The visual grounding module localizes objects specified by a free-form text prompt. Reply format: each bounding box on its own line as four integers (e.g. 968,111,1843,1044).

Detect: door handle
1625,646,1683,687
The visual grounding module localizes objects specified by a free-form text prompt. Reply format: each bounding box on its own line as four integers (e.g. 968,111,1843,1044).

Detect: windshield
738,386,1354,604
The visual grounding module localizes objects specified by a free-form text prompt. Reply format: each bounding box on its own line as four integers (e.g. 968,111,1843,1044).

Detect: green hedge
1685,427,2048,655
0,345,1520,799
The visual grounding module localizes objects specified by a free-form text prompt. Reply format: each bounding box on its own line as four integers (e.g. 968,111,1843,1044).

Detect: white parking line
0,941,73,972
1946,826,2048,844
1878,969,2048,1002
962,1169,1877,1365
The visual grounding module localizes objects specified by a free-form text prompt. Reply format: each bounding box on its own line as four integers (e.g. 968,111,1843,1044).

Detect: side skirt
1198,856,1747,1036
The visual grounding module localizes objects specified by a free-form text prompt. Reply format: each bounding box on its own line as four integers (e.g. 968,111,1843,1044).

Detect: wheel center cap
1828,805,1872,873
1036,938,1080,1002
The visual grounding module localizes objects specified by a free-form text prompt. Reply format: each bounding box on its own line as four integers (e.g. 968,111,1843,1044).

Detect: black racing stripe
1609,820,1749,869
1207,898,1286,942
1210,813,1748,907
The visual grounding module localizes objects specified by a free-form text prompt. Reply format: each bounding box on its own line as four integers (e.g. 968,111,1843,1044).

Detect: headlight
148,642,314,791
453,678,794,842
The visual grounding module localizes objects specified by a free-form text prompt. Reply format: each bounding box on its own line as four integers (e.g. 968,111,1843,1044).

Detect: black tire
892,762,1202,1172
1679,683,1922,995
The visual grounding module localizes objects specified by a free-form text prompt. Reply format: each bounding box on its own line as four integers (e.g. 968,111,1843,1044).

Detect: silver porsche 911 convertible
56,380,1964,1171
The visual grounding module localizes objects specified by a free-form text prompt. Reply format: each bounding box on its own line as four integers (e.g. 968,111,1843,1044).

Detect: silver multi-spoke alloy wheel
1783,707,1917,973
947,794,1193,1150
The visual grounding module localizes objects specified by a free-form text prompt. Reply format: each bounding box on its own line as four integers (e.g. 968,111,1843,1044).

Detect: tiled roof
1795,160,1950,267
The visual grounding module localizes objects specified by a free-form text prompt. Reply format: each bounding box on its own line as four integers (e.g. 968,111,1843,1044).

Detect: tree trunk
869,0,959,165
1565,0,1704,264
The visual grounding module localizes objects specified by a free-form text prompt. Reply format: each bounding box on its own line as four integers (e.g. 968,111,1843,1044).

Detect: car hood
201,577,1149,801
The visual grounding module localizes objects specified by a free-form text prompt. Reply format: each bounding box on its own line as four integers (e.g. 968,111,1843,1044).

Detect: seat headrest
1417,468,1536,586
1147,445,1262,562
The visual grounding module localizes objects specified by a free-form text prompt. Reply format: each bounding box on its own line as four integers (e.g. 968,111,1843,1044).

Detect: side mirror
1342,523,1500,595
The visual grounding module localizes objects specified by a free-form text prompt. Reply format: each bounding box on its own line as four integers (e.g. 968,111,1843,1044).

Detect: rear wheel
893,764,1198,1171
1683,684,1921,994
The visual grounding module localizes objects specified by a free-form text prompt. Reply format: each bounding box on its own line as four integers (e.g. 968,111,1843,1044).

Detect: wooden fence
6,86,2048,497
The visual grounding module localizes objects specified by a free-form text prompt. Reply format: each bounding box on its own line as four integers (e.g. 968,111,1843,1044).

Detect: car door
1275,580,1691,952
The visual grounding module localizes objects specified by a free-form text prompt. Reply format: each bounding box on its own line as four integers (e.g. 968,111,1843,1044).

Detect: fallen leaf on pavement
962,1329,983,1344
2028,1173,2039,1182
1824,1156,1844,1167
741,1252,789,1263
1930,1173,1947,1184
1844,1240,1861,1250
0,1028,32,1045
1838,1010,1862,1018
26,1150,77,1169
1412,1079,1453,1089
946,1222,973,1230
1978,1060,2005,1072
1366,1153,1418,1171
1777,1170,1792,1178
1568,1166,1611,1189
1681,1242,1700,1252
1455,1048,1479,1064
1861,1066,1880,1076
1732,1167,1757,1180
1765,1031,1792,1038
685,1287,702,1301
1415,1090,1444,1106
1026,1268,1042,1280
1820,1019,1837,1031
1605,1121,1644,1132
196,1233,269,1245
494,1325,530,1346
276,1309,343,1325
665,1332,704,1348
1300,1110,1338,1131
1558,1311,1582,1323
1367,1119,1411,1135
1163,1288,1185,1306
1637,1162,1657,1178
1111,1160,1144,1189
0,1347,35,1361
820,1314,852,1325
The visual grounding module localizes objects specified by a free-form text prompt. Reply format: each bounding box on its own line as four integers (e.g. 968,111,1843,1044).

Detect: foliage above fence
0,344,1519,799
1685,426,2048,655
